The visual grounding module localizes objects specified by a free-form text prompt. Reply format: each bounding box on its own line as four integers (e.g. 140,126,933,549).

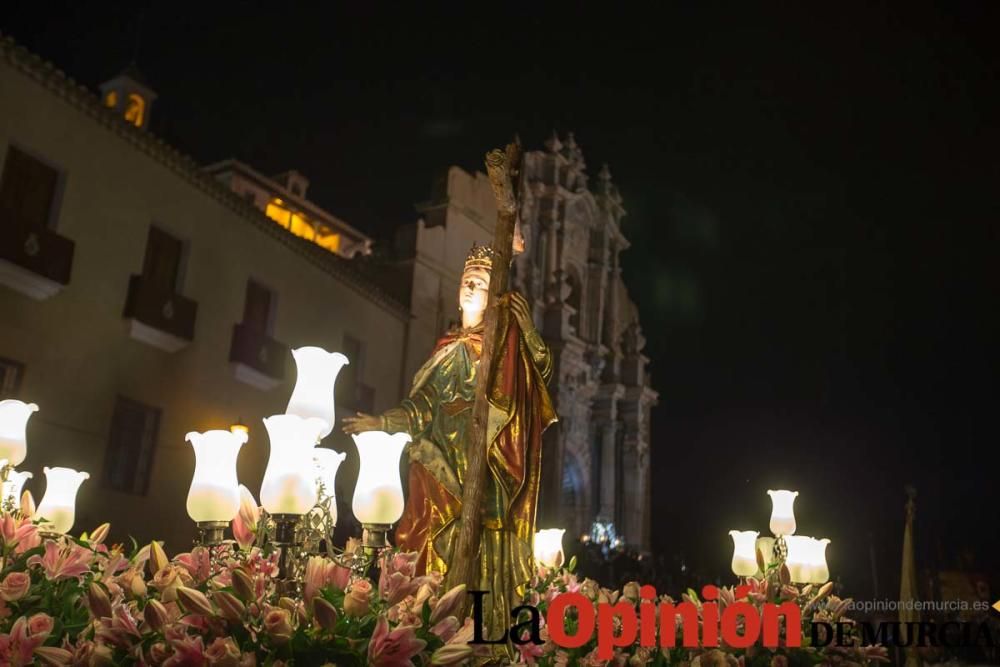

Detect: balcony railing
229,323,287,391
122,275,197,352
0,224,74,299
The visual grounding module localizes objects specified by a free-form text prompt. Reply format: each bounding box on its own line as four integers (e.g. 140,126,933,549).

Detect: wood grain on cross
448,140,522,602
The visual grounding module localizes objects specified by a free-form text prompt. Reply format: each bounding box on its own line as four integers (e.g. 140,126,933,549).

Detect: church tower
99,64,157,130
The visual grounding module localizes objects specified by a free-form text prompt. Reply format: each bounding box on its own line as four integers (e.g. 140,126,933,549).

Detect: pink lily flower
367,617,426,667
27,540,94,581
174,547,212,584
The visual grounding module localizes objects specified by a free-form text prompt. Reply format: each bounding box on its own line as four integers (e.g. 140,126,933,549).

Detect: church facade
394,135,658,551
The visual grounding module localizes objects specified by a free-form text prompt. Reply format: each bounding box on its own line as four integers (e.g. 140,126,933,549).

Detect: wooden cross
447,139,523,604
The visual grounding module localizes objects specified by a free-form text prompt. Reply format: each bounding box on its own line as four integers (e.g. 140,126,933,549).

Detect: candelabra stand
772,534,788,567
361,523,391,557
194,521,228,547
270,513,302,595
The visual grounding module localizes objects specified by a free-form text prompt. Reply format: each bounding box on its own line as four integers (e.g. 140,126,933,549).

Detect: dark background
3,3,998,598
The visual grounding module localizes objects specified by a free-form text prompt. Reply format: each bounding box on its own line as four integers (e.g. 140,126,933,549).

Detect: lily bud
431,644,474,665
147,540,169,577
88,523,111,546
87,582,113,619
278,596,297,613
231,568,255,602
177,586,215,617
312,597,338,632
144,599,168,631
816,581,834,600
214,590,246,622
430,584,466,624
130,575,147,599
20,490,35,518
34,646,73,666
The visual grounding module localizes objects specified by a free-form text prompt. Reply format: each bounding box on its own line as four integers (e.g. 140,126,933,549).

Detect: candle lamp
260,414,326,591
0,400,39,467
285,347,348,440
534,528,566,568
36,466,89,534
185,429,247,545
351,431,409,559
729,530,760,577
1,465,32,509
766,489,798,564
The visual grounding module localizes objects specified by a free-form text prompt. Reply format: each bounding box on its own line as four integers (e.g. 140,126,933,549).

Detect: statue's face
459,266,491,318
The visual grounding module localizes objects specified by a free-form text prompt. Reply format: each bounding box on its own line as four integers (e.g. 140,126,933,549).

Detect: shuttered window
104,396,161,495
0,146,59,229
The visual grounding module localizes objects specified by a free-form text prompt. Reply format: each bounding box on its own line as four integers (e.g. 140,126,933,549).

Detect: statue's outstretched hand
508,291,536,334
341,412,380,435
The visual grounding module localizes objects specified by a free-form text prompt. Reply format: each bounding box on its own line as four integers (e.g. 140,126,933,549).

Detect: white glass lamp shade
810,537,831,584
261,415,326,515
534,528,566,568
185,429,247,523
0,400,39,466
36,467,89,533
729,530,760,577
351,431,410,525
1,468,32,507
767,489,798,536
285,346,349,439
784,535,813,583
313,447,347,526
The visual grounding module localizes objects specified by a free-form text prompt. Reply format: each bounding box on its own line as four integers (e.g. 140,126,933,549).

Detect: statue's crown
464,242,497,272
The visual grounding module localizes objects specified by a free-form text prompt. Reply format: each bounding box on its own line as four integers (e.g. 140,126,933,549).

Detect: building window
0,357,26,395
142,226,184,291
242,279,275,333
0,146,61,230
104,396,161,495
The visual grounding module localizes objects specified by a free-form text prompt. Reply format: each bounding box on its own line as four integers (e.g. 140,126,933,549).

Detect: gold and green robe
382,301,556,633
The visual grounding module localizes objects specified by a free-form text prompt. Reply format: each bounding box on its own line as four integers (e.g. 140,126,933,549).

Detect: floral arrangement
1,486,885,666
513,557,890,667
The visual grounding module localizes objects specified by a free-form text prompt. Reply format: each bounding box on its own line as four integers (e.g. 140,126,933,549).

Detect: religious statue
342,240,557,636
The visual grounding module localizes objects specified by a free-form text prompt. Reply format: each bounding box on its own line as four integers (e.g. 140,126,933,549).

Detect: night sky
4,3,998,596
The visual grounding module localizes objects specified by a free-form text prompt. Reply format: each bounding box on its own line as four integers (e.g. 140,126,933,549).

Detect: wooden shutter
142,227,183,291
104,396,161,495
0,146,59,229
243,280,273,332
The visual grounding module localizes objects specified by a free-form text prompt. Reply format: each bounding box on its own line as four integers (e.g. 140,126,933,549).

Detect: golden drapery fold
388,300,556,633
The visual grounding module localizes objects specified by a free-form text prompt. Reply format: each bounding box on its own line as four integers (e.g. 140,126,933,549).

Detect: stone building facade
394,134,658,550
0,37,409,550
